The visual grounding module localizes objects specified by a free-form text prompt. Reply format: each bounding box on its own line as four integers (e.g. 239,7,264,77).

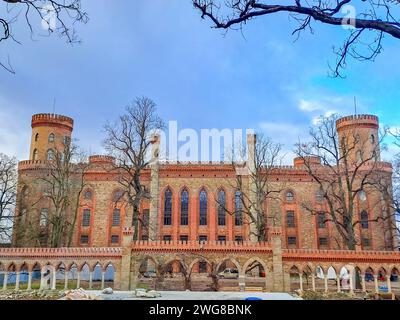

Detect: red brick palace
1,112,399,294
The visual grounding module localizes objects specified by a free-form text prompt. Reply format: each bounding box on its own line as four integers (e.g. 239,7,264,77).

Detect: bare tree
393,148,400,240
193,0,400,77
1,0,88,73
221,134,285,242
104,97,165,241
29,139,89,247
0,153,17,242
379,131,400,247
296,114,390,250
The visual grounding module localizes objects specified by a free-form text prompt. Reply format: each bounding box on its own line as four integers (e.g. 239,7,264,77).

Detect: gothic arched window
47,149,55,161
217,189,226,226
361,211,369,229
234,190,243,226
35,133,39,142
199,189,207,226
48,133,55,143
33,149,38,161
164,189,172,226
286,211,295,228
181,189,189,226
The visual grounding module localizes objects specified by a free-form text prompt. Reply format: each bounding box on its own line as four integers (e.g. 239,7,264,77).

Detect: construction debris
134,288,161,298
60,288,103,300
102,287,114,295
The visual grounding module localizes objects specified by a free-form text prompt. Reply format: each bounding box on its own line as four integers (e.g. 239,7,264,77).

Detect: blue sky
0,0,399,162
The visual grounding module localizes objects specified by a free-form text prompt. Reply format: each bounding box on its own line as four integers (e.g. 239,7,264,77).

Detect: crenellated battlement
89,155,116,165
31,113,74,131
293,156,321,167
18,160,50,171
336,114,379,131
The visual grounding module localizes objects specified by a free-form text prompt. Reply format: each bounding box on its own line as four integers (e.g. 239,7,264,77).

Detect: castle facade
13,113,397,252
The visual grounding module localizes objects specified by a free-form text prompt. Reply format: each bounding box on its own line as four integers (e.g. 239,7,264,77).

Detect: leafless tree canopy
18,139,89,248
0,153,17,243
104,97,165,241
221,134,285,242
391,132,400,240
296,114,390,250
1,0,88,73
193,0,400,77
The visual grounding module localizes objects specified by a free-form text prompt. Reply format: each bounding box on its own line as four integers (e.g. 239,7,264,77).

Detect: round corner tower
29,113,74,161
336,114,380,163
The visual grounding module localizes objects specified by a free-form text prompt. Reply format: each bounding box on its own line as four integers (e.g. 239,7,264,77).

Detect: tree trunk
184,275,191,291
132,205,139,241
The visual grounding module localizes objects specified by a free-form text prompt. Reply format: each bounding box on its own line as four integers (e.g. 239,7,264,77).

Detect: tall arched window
112,209,121,226
32,149,38,161
361,211,369,229
82,209,91,227
199,189,207,226
40,209,48,227
217,189,226,226
164,189,172,226
35,133,39,142
286,211,295,228
181,189,189,226
370,134,376,144
47,149,55,161
234,190,243,226
48,133,55,143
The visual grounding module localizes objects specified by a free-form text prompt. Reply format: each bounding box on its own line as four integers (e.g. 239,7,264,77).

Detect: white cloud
381,144,399,163
299,99,323,112
297,95,359,117
312,110,339,125
259,121,310,165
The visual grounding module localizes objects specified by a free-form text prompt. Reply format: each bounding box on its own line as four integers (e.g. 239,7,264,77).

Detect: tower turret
29,113,74,161
336,114,380,164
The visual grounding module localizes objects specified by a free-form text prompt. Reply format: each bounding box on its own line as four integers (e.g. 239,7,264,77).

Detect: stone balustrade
283,248,400,263
1,244,400,293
